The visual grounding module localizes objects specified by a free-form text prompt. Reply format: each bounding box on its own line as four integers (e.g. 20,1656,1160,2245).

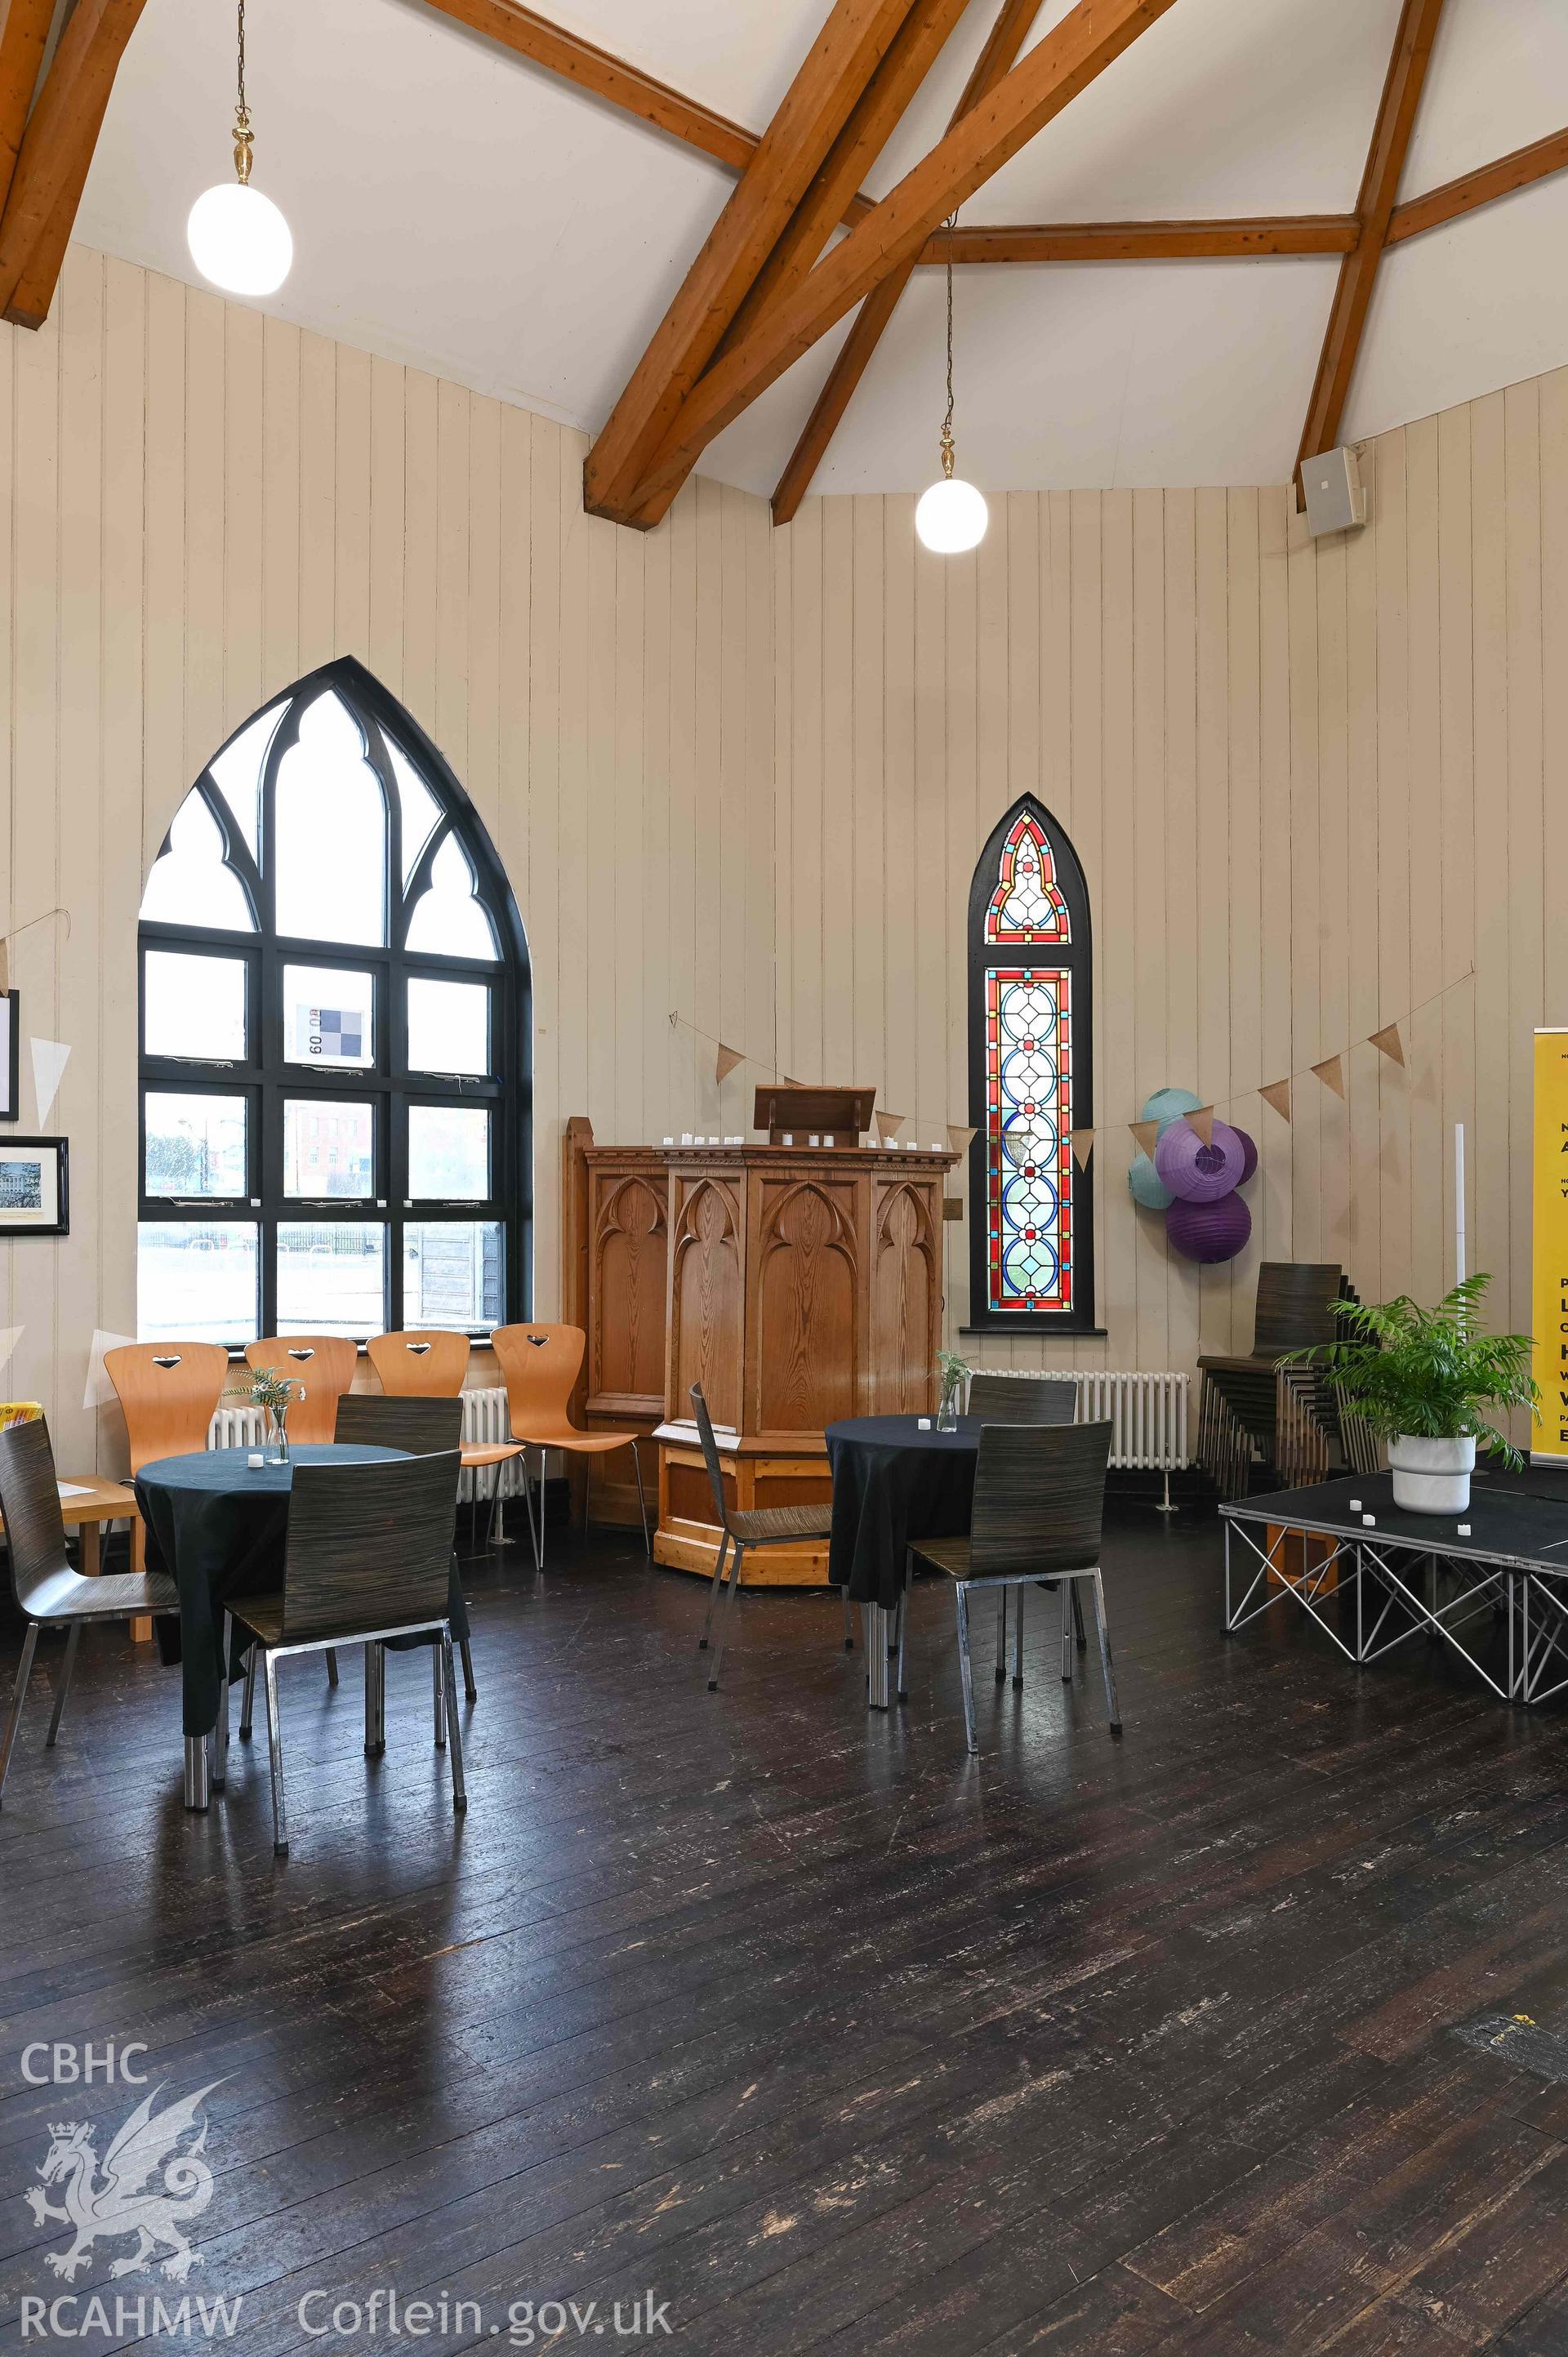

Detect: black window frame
965,791,1098,1336
137,656,532,1346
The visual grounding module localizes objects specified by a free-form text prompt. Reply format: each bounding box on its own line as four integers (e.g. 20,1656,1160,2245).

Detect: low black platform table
1222,1466,1568,1702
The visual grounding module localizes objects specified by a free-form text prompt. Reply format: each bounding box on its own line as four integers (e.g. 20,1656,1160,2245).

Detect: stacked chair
1196,1263,1366,1499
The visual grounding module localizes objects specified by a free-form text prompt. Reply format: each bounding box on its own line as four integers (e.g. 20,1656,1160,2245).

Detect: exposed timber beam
0,0,145,323
0,0,54,221
623,0,1182,532
773,0,1042,525
920,213,1359,261
584,0,927,524
1295,0,1446,492
1386,124,1568,246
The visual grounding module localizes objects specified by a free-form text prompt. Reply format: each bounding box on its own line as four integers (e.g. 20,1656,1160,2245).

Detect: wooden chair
105,1341,229,1572
244,1335,358,1446
689,1382,846,1691
225,1450,467,1856
490,1323,650,1569
366,1328,523,1519
962,1375,1085,1664
0,1418,180,1804
906,1421,1117,1753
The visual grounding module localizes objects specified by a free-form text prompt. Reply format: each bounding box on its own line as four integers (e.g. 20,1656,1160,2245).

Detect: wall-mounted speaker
1301,445,1367,538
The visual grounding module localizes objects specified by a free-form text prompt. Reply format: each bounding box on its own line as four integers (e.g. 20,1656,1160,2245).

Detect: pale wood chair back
245,1335,358,1446
367,1329,470,1397
105,1342,229,1474
965,1374,1078,1426
491,1323,586,1440
280,1451,461,1642
969,1420,1113,1578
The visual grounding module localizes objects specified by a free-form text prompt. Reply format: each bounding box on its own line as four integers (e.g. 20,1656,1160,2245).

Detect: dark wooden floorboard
2,1506,1568,2351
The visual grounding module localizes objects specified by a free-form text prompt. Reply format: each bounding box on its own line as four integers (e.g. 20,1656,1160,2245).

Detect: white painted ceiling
75,0,1568,500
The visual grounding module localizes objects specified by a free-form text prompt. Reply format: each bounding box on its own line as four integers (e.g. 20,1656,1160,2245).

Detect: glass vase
936,1391,960,1432
266,1402,290,1464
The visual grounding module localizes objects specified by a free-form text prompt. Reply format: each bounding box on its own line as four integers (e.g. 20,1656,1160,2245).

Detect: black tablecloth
826,1416,982,1609
136,1445,468,1736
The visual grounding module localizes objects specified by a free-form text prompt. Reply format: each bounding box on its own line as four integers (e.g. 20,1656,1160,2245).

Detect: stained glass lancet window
136,656,532,1344
967,795,1095,1333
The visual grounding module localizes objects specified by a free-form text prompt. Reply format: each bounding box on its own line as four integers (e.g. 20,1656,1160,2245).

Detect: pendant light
187,0,293,299
914,213,987,555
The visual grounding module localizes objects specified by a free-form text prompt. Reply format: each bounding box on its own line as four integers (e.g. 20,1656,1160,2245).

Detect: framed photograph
0,1136,68,1235
0,991,19,1121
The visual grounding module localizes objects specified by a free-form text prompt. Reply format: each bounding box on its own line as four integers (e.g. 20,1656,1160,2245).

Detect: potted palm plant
1286,1273,1538,1514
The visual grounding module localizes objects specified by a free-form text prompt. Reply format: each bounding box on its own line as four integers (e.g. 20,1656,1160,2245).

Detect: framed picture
0,1137,68,1235
0,991,19,1121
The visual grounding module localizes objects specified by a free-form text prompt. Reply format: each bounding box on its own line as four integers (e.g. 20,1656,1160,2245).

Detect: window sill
959,1326,1108,1339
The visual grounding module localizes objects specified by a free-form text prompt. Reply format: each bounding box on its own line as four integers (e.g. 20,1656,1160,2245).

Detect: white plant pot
1388,1433,1476,1515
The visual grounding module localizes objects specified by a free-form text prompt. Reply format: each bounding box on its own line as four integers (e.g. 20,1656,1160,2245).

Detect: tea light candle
1361,1513,1376,1527
809,1134,821,1147
662,1136,675,1145
917,1418,931,1430
247,1451,264,1469
1457,1522,1472,1536
782,1132,794,1146
680,1132,693,1146
1348,1498,1361,1512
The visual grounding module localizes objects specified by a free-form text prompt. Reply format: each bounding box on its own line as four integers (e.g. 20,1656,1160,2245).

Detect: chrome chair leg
630,1439,652,1559
325,1647,340,1689
363,1641,385,1757
45,1622,80,1748
460,1638,477,1703
0,1624,38,1804
955,1583,978,1753
1013,1584,1025,1689
519,1449,540,1568
433,1645,446,1749
840,1586,855,1652
240,1646,256,1740
1090,1571,1121,1732
995,1588,1008,1682
1071,1582,1087,1650
212,1614,231,1789
184,1732,210,1811
1060,1579,1073,1682
707,1540,746,1690
441,1630,467,1811
699,1532,730,1651
896,1556,911,1701
536,1448,549,1572
262,1651,288,1855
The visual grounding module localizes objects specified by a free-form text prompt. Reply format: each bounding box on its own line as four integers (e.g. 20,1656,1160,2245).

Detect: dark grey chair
0,1417,179,1806
226,1450,466,1855
907,1420,1117,1753
691,1383,846,1691
953,1375,1084,1672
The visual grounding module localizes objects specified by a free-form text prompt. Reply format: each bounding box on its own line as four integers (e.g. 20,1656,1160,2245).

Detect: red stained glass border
984,813,1071,946
984,965,1073,1314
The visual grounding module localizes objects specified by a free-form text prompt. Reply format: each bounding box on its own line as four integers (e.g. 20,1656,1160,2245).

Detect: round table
826,1416,982,1706
136,1444,414,1754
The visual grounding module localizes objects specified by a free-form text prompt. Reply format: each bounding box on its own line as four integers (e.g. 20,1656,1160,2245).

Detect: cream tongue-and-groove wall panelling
4,241,1564,1466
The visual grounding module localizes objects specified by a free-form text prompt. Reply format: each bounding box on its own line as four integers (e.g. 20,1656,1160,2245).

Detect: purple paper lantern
1154,1116,1247,1203
1165,1192,1252,1264
1232,1125,1258,1185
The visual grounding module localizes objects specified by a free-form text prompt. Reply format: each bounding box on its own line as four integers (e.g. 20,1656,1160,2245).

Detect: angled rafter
1295,0,1446,488
0,0,146,323
584,0,927,523
923,214,1359,261
1386,124,1568,246
625,0,1182,531
773,0,1041,524
0,0,54,219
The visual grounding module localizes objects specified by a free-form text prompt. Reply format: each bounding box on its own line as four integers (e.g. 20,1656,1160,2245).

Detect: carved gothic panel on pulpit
871,1179,938,1415
750,1176,860,1436
669,1176,743,1425
590,1174,667,1406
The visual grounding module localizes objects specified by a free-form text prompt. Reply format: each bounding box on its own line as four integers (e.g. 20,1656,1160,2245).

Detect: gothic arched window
137,657,531,1343
967,795,1095,1333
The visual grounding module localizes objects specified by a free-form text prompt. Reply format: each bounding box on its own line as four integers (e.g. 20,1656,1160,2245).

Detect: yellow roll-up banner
1532,1028,1568,1462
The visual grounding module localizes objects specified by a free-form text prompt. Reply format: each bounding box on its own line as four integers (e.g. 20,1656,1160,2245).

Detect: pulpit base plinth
655,1425,835,1587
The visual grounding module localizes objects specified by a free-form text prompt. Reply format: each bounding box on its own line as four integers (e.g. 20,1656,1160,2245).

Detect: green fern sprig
1283,1273,1538,1468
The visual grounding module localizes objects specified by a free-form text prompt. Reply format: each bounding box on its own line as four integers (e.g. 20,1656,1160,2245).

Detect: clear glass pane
276,1222,388,1339
144,951,247,1062
388,736,443,886
284,1099,374,1198
403,1219,502,1329
145,1091,247,1198
207,702,283,860
408,1104,489,1200
406,976,490,1076
140,792,256,931
274,692,388,946
283,965,375,1069
137,1221,259,1343
405,834,498,960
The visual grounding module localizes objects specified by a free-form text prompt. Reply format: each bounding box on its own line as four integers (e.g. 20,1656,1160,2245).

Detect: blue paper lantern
1129,1151,1173,1211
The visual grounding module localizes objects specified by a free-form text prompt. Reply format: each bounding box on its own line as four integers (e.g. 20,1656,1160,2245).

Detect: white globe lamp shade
915,473,988,555
187,180,292,297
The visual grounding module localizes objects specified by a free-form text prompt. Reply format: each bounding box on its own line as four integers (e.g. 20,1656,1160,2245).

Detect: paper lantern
1232,1125,1258,1184
1166,1192,1252,1264
1154,1116,1246,1203
1128,1151,1173,1211
1139,1085,1201,1137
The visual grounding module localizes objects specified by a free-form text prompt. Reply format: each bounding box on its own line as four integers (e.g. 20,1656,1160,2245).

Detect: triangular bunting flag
876,1110,906,1143
1183,1106,1215,1147
1130,1119,1160,1159
715,1043,744,1085
31,1037,69,1125
1260,1079,1292,1122
1311,1054,1346,1100
947,1125,977,1155
1370,1023,1405,1067
0,1325,21,1379
1070,1129,1095,1170
83,1329,135,1411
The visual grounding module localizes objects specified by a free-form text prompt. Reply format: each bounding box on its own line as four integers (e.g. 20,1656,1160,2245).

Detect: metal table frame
1218,1474,1568,1704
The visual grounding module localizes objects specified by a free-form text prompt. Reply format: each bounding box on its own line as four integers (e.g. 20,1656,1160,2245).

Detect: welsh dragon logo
25,2081,222,2281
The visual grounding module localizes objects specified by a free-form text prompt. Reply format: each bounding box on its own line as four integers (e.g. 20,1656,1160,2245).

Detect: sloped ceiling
74,0,1568,499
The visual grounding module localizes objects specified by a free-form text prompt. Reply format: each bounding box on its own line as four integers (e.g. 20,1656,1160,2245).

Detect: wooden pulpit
562,1121,959,1584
